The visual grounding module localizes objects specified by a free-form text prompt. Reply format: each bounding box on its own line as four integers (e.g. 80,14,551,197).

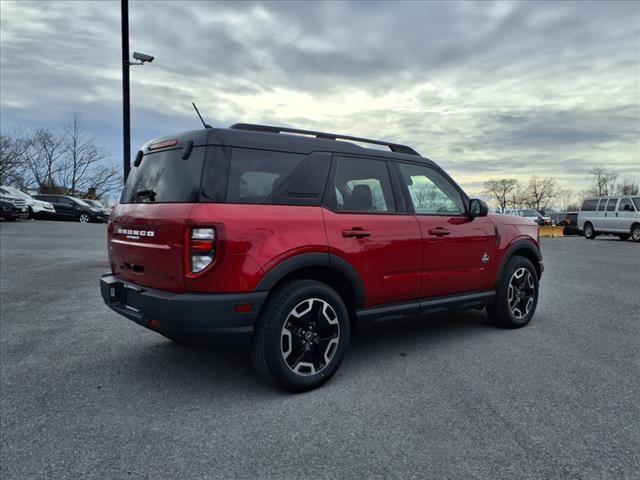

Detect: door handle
428,227,451,237
342,228,371,238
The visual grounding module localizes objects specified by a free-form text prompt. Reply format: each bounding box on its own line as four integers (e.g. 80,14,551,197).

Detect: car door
322,155,422,307
393,161,496,298
53,197,77,219
591,198,607,229
602,198,619,231
614,197,636,231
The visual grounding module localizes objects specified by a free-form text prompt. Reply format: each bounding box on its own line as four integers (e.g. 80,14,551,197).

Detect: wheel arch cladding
255,252,366,313
497,239,542,283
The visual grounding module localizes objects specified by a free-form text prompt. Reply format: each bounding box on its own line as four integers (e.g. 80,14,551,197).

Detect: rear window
581,199,598,211
121,147,205,203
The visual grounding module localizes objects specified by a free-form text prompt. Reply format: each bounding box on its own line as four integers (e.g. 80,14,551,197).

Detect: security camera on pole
121,0,154,183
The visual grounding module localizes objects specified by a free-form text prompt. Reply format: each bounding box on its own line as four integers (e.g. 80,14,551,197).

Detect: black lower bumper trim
100,274,267,349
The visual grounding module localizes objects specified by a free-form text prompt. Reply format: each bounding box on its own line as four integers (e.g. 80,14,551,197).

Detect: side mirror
468,198,489,218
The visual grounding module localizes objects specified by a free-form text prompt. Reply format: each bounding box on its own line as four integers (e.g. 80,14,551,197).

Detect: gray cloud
1,0,638,196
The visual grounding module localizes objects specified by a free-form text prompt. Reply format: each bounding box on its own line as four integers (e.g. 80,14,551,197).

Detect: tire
78,213,90,223
487,256,539,329
617,234,630,241
583,222,596,240
251,279,350,392
632,224,640,243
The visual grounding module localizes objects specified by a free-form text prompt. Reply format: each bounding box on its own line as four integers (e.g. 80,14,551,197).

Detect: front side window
396,162,464,215
330,156,396,213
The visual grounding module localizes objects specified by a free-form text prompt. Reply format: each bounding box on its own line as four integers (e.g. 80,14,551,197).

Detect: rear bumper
100,274,267,349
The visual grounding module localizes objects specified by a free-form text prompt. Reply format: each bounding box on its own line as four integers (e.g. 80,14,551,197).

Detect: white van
578,196,640,241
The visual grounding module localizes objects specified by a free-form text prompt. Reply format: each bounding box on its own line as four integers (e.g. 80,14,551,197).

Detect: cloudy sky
1,0,638,197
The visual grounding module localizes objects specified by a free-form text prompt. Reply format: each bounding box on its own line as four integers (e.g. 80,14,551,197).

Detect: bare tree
525,176,557,211
59,113,119,196
558,189,575,211
0,132,29,185
616,177,639,196
508,183,528,209
23,128,66,190
483,179,519,212
586,167,618,197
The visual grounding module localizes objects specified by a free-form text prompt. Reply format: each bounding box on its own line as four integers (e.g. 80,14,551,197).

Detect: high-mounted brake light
188,227,216,274
148,139,178,151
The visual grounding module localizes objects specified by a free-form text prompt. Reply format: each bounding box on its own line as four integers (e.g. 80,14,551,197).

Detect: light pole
121,0,154,183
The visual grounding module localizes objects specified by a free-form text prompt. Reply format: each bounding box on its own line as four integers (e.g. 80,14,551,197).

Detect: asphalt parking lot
1,220,639,480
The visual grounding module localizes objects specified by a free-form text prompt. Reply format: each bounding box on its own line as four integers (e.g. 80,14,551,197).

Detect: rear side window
220,148,330,206
606,198,618,211
618,198,633,211
121,147,205,203
329,156,396,213
597,199,607,212
581,199,598,211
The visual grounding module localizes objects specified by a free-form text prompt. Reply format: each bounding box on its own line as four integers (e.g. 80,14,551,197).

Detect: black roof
141,123,436,166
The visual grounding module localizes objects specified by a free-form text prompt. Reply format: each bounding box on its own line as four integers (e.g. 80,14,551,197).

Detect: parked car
0,193,29,221
84,199,110,217
0,186,56,219
504,209,546,225
101,123,543,392
578,196,640,241
32,194,107,223
550,212,580,235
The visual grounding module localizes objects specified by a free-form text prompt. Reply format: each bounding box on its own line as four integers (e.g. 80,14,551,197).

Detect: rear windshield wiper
133,189,156,202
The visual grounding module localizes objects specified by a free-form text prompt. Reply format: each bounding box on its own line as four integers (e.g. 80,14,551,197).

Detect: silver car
578,196,640,242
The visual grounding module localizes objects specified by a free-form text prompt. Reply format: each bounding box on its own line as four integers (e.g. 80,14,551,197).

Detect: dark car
101,123,543,392
0,195,29,221
32,194,107,223
551,212,580,235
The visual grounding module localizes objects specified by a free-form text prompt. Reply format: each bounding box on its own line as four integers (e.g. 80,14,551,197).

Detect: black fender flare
497,239,543,281
255,252,366,308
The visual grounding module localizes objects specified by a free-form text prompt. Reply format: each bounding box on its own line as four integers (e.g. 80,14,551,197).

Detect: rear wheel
251,279,350,392
583,222,596,239
78,213,90,223
632,224,640,243
487,256,539,328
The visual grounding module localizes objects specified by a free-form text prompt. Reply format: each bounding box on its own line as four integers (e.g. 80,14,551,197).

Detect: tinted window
121,146,205,203
330,156,395,213
618,198,634,212
581,199,598,211
0,188,9,195
396,162,464,214
222,149,330,205
597,199,607,212
632,197,640,211
606,198,618,211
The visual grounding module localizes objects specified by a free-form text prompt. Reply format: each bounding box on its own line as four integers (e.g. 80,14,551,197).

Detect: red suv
101,124,543,391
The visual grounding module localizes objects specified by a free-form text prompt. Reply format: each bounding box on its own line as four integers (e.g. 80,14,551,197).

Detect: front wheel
631,224,640,243
78,213,90,223
487,256,539,328
251,280,350,392
583,222,596,239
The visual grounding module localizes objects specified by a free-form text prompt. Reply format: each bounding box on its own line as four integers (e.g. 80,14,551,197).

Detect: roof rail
229,123,420,156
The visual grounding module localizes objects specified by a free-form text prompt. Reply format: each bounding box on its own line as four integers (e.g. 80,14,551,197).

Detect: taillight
188,227,216,274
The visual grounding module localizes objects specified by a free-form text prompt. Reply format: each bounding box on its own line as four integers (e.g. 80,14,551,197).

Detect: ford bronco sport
101,123,543,392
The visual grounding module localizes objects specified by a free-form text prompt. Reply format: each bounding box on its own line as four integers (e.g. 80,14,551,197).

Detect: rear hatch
108,132,208,292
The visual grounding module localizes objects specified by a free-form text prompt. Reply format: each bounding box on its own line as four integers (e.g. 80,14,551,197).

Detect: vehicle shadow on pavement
107,309,497,396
